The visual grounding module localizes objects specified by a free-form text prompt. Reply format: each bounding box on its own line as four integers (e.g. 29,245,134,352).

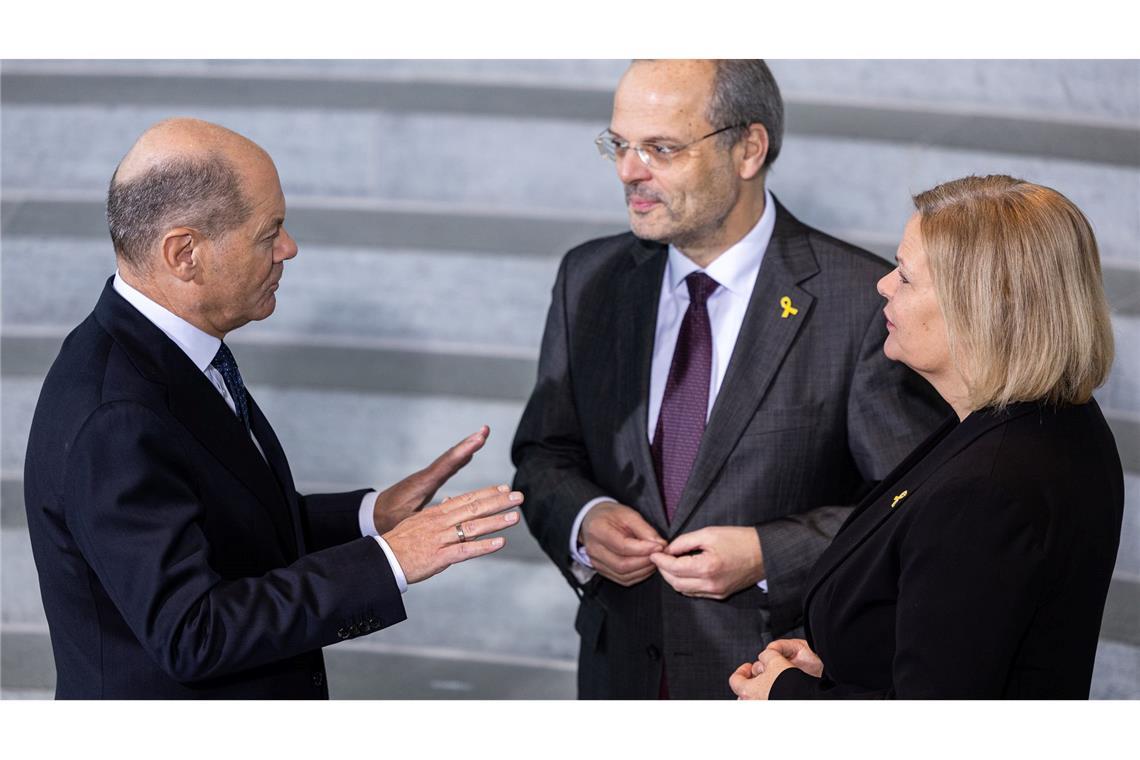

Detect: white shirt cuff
571,496,617,567
358,491,379,537
359,490,408,594
373,536,409,594
568,496,618,584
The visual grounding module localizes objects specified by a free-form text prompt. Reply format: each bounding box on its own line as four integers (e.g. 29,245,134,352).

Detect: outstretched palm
371,425,490,534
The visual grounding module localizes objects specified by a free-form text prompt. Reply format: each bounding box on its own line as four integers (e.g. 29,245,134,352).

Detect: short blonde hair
914,175,1114,409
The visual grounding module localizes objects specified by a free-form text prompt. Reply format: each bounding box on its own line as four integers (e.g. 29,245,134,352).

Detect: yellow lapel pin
890,490,909,509
779,296,799,319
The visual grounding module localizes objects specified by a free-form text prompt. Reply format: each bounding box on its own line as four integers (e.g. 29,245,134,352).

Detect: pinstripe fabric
513,199,952,698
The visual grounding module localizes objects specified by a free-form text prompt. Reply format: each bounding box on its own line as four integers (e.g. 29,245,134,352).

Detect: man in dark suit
511,59,950,698
23,118,521,698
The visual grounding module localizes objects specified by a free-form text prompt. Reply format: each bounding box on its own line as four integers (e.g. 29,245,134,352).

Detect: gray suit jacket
511,199,950,698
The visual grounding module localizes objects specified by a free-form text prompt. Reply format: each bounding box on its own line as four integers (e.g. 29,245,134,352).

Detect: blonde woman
731,175,1123,699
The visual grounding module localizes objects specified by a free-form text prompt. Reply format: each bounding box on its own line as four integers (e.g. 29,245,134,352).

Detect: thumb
620,511,666,546
426,426,490,479
666,529,707,556
766,639,800,659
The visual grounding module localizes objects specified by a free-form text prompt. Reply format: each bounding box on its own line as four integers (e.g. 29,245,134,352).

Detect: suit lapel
248,394,305,557
94,280,299,558
616,240,669,535
800,405,1037,614
668,201,820,534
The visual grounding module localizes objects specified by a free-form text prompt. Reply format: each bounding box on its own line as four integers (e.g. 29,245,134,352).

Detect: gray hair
106,153,253,271
707,60,784,171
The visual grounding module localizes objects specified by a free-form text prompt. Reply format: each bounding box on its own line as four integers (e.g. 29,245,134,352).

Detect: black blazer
771,400,1124,699
23,279,407,698
512,199,950,698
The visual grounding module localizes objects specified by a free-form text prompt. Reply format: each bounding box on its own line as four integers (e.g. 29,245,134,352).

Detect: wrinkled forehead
611,60,716,138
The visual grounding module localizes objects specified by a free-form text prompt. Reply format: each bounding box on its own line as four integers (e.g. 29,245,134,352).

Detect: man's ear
160,227,199,282
737,123,770,181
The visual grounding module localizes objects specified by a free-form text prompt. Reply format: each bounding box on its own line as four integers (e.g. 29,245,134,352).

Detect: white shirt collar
112,272,222,373
666,188,777,295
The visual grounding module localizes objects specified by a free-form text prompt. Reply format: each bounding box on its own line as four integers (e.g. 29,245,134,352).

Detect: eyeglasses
594,123,747,169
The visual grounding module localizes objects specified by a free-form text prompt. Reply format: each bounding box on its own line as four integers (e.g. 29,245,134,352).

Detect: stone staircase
2,59,1137,698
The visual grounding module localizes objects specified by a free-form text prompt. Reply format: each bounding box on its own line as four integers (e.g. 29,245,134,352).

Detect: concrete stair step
0,627,576,699
0,105,625,210
1,376,526,492
1,471,551,566
2,526,580,659
4,107,1138,252
0,59,630,87
4,617,1136,699
3,61,1137,167
770,60,1140,125
0,236,563,353
6,348,1140,485
6,60,1138,124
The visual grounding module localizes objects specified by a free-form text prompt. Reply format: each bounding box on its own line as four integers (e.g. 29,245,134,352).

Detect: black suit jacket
23,279,407,698
771,400,1124,699
512,200,951,698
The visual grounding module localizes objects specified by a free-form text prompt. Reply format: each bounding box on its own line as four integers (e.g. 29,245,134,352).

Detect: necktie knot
685,272,719,308
210,342,250,430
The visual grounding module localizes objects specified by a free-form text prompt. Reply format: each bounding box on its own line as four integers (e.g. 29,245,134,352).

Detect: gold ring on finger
455,523,467,542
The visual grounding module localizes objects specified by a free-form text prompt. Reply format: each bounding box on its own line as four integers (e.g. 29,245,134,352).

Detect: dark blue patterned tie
652,271,719,523
211,342,250,431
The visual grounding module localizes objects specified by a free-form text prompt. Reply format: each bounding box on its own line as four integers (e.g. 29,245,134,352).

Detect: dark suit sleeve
62,401,408,684
772,475,1047,699
758,298,950,636
512,254,607,588
297,489,374,552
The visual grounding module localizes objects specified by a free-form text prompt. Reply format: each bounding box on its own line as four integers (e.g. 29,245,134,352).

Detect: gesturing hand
649,526,764,599
372,426,490,535
382,483,522,584
579,501,666,586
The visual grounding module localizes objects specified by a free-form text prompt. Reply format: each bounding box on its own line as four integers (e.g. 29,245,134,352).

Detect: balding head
107,118,270,272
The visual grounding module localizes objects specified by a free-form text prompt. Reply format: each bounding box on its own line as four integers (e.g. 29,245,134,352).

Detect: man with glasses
512,60,948,699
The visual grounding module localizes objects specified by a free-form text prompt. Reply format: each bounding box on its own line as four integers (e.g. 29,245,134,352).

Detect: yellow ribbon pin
779,296,799,319
890,490,909,509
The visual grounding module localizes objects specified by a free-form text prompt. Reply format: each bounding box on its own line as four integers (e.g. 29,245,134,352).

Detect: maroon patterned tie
652,271,719,524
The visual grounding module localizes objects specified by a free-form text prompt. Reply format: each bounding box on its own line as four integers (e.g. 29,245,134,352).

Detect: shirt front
648,188,776,440
569,190,777,592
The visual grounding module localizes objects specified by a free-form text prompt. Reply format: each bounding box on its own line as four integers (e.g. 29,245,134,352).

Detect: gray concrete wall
2,59,1137,699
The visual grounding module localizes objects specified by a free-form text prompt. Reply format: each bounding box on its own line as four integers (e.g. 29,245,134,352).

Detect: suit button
349,624,360,636
312,671,324,687
337,628,348,639
646,645,661,661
